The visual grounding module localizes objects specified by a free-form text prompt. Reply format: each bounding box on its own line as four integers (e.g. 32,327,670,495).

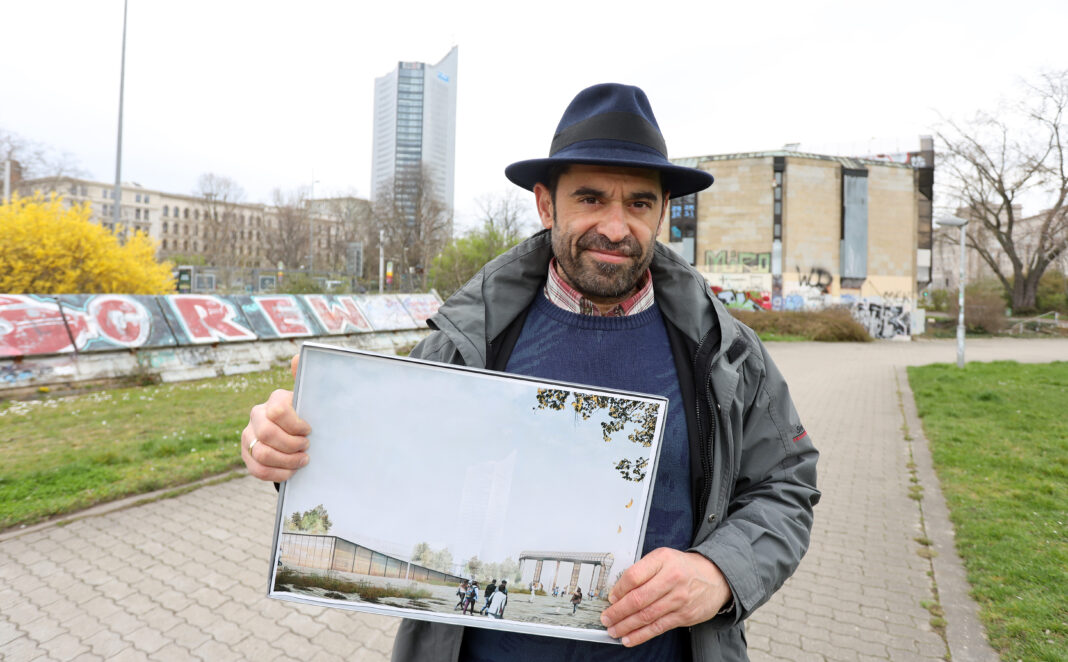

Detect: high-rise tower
371,46,458,224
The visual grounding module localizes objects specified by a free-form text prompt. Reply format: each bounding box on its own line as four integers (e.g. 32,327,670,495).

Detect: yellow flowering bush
0,194,174,294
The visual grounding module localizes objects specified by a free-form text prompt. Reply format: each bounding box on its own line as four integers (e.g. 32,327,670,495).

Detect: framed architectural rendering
267,342,669,644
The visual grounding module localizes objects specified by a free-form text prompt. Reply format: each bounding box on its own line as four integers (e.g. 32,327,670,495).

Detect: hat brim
506,146,713,199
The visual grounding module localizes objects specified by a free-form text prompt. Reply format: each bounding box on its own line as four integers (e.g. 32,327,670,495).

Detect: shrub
280,273,323,294
923,288,950,312
1035,270,1068,314
948,284,1007,334
729,308,872,342
0,194,174,294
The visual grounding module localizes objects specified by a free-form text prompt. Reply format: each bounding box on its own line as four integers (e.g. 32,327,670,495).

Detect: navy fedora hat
505,83,713,198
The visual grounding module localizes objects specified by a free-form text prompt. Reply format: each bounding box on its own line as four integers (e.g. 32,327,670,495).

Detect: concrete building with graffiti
662,139,934,339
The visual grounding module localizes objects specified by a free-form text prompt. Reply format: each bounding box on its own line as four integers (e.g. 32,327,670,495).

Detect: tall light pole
937,216,970,368
112,0,129,233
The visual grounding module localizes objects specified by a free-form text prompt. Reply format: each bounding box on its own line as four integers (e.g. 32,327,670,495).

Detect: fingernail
300,456,309,467
606,627,617,638
621,636,631,646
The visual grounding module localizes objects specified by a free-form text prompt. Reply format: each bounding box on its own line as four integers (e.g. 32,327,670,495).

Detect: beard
551,225,655,301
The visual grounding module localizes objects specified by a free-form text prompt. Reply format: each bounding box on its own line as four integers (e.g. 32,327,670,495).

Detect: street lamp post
937,216,970,368
112,0,129,233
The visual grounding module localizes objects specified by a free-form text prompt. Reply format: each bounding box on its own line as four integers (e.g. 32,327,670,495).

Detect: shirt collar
544,258,655,317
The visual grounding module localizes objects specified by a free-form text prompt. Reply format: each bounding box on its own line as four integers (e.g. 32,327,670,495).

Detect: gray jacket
393,231,820,662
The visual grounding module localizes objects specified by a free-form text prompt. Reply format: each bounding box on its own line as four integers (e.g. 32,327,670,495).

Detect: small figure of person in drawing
570,586,583,615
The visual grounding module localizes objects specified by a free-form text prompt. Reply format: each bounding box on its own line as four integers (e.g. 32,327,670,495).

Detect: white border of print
266,342,669,645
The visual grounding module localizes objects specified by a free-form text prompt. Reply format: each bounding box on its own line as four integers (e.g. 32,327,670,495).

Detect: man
242,83,819,661
479,579,497,615
486,581,508,620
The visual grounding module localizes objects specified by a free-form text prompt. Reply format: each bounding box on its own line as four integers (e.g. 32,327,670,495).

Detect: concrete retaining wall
0,292,440,394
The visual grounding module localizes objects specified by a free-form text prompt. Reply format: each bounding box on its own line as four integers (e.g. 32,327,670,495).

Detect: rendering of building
370,46,458,220
664,140,934,321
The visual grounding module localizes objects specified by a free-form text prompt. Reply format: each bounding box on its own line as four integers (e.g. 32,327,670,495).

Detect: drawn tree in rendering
284,504,333,534
534,388,660,482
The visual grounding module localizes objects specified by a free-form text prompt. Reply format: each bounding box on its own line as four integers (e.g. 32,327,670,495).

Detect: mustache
576,231,642,257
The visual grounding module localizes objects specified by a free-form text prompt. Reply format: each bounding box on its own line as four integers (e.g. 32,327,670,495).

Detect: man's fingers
604,586,685,643
263,389,311,440
290,354,300,379
601,558,675,632
613,601,689,647
241,426,306,482
608,551,664,605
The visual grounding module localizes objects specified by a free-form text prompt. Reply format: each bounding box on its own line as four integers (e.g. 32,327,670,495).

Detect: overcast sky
4,0,1066,229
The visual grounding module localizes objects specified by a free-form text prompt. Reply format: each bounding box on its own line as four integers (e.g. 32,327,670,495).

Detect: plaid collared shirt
543,258,655,317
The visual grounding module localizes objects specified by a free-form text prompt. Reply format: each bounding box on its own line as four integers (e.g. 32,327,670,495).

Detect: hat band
549,112,667,158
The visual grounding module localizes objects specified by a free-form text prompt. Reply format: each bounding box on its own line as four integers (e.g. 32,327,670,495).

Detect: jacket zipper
692,329,719,526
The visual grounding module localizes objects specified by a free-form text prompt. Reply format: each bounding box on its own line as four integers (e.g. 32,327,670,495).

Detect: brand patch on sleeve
792,425,808,442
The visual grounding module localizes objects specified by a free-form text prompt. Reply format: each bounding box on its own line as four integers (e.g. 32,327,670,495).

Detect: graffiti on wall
796,267,833,294
711,287,772,311
705,250,771,273
0,293,442,358
850,299,911,340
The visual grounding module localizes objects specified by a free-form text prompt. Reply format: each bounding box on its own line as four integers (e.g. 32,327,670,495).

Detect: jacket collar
428,229,740,367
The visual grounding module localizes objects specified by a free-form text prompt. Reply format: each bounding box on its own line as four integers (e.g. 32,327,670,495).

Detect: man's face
534,165,667,304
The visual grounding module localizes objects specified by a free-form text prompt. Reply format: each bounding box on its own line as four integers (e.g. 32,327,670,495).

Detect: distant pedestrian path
0,338,1062,661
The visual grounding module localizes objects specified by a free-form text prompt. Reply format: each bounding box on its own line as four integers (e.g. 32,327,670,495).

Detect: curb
0,469,248,543
896,366,1000,662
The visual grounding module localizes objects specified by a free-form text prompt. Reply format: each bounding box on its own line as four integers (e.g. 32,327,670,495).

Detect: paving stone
123,624,170,655
84,629,132,658
202,616,248,646
191,638,238,661
108,645,150,661
151,643,200,662
0,636,47,661
103,608,146,636
140,606,183,634
19,614,66,645
39,632,91,659
163,622,212,651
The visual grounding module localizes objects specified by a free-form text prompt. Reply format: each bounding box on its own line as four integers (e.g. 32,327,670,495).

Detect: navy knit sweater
460,295,693,662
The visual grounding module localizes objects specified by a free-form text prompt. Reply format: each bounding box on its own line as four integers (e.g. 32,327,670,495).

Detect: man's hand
241,354,311,482
600,548,732,647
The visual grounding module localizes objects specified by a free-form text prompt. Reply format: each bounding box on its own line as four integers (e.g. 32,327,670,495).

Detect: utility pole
379,229,385,294
111,0,129,233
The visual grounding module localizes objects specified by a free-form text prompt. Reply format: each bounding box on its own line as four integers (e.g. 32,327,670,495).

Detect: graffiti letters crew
242,83,820,662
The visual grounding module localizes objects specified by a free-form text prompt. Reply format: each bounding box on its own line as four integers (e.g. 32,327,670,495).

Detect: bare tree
372,165,453,290
1,128,85,188
193,173,247,270
937,70,1068,312
314,194,372,275
264,187,311,271
428,189,537,298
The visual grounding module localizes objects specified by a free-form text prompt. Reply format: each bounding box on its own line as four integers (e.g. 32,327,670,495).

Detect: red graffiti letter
255,296,311,336
169,295,256,343
89,295,150,347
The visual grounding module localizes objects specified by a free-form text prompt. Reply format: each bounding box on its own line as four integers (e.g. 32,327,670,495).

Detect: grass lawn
0,366,293,531
908,361,1068,662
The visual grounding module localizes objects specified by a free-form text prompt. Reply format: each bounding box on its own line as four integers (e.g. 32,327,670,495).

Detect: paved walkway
2,338,1065,661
